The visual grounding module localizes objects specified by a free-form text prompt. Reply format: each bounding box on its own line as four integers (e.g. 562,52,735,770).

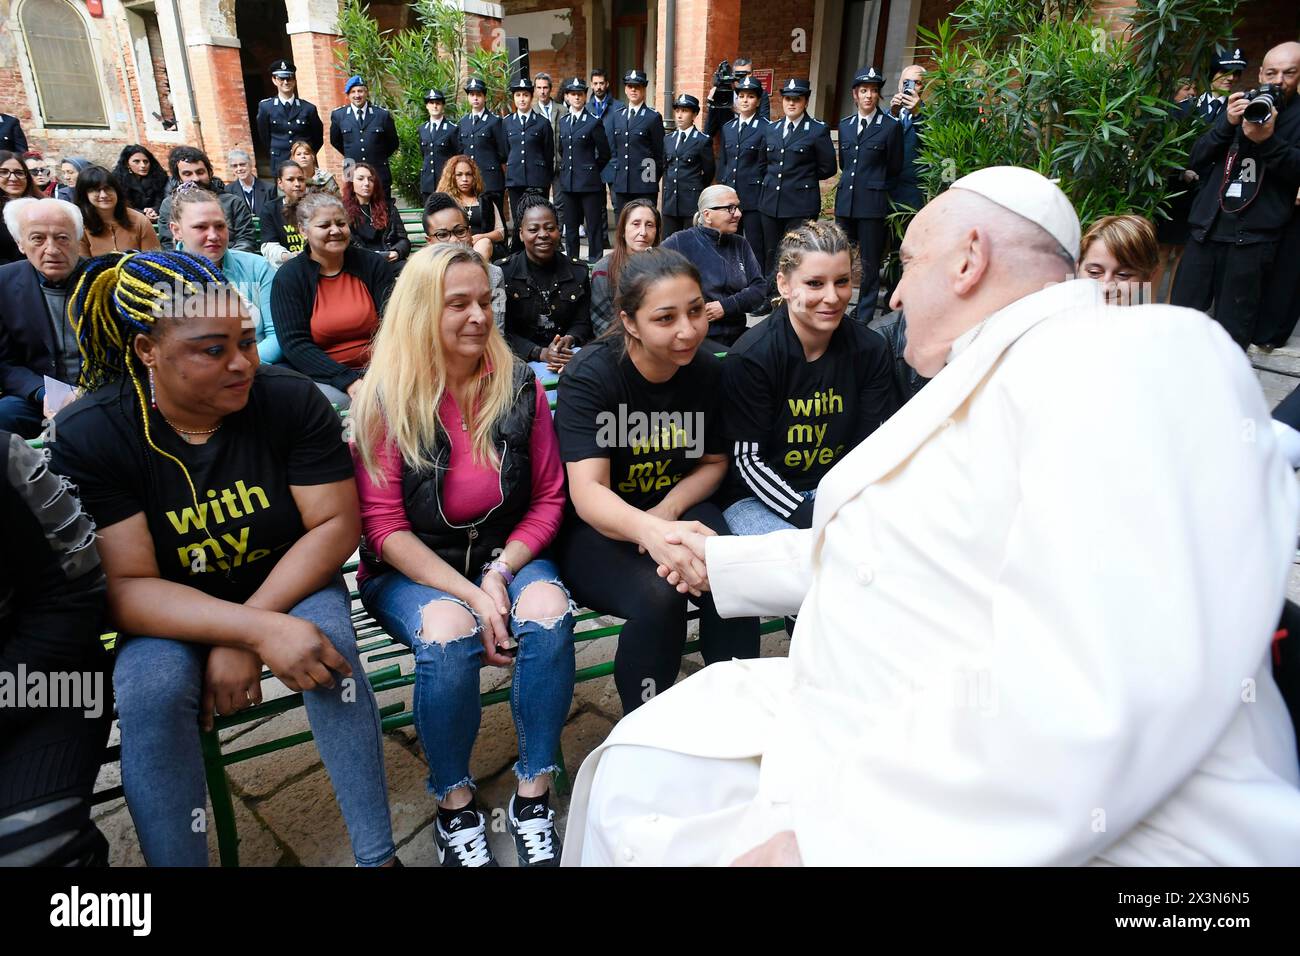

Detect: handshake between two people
635,511,716,597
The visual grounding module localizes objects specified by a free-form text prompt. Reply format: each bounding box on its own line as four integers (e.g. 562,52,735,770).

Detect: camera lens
1244,92,1274,124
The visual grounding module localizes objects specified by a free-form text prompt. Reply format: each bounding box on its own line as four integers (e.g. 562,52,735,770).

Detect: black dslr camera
710,60,735,109
1243,83,1285,124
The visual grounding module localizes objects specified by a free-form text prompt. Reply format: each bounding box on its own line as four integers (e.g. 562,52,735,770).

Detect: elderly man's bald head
890,188,1076,378
1261,41,1300,98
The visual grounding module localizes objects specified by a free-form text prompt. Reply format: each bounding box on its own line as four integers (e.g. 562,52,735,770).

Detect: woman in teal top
167,183,282,363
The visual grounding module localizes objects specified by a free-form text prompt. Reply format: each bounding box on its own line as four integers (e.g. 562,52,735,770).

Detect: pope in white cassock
560,167,1300,866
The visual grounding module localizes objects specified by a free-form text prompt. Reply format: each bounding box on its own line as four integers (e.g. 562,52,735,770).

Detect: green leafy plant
336,0,516,202
914,0,1239,226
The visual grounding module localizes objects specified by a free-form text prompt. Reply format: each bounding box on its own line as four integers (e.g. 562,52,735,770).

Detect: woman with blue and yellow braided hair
49,250,398,866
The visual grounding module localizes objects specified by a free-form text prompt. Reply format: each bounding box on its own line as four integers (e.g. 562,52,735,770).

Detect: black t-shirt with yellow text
555,338,725,511
51,365,354,606
720,306,897,523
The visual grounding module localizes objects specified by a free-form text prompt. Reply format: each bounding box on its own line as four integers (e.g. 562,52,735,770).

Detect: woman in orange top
75,166,160,257
270,191,398,409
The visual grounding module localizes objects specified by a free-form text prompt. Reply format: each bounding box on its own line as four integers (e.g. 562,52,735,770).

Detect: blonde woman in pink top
351,243,572,868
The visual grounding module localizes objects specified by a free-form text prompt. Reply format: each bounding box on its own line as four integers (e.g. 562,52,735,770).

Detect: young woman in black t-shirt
722,220,898,535
50,250,396,867
260,160,308,266
555,248,759,713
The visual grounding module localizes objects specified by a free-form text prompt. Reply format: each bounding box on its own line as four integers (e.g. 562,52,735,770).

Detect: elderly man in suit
561,167,1300,867
224,148,276,217
0,198,85,438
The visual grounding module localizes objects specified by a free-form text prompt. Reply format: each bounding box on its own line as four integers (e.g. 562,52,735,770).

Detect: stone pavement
91,324,1300,867
92,612,792,866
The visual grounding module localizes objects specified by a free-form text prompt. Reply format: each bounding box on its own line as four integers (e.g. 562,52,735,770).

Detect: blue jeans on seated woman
112,577,395,866
359,556,575,800
724,489,816,536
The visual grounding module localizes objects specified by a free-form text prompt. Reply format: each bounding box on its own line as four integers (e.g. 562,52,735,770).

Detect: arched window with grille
18,0,109,128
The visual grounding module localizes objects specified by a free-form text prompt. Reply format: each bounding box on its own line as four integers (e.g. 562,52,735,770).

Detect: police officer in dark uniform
0,113,27,155
556,77,612,262
418,88,460,205
458,76,509,228
1194,46,1248,122
758,78,836,277
719,74,769,273
329,76,400,192
605,69,665,220
661,94,716,238
835,67,902,324
504,75,555,253
255,60,324,177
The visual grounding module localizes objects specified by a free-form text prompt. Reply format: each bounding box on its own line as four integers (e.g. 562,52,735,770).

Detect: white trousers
577,744,793,866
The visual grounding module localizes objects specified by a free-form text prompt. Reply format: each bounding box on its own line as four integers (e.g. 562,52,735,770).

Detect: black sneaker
507,793,562,867
434,807,498,867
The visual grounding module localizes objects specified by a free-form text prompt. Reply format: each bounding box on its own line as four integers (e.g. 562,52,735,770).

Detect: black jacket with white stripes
720,305,898,527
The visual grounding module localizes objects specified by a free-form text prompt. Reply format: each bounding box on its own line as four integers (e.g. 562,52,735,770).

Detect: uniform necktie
784,121,793,141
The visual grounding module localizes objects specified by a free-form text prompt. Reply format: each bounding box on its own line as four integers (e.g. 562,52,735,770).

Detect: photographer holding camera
1171,41,1300,349
706,57,771,139
888,64,926,212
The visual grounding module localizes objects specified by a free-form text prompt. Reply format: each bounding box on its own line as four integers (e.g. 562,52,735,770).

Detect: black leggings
557,502,760,713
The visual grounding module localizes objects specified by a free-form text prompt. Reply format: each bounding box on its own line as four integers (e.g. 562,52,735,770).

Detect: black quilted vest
361,363,537,578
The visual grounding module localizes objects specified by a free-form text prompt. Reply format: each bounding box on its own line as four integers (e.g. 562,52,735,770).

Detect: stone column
285,0,346,176
177,0,252,181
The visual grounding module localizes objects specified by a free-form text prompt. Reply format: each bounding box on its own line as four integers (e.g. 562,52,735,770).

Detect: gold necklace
159,410,222,443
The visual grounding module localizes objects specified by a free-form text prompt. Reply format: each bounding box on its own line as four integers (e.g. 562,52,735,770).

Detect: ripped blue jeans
359,556,575,799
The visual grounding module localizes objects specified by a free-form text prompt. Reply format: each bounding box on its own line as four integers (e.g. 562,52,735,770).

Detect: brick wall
291,29,348,176
1232,0,1300,90
466,12,502,53
0,3,177,171
667,0,740,105
501,0,587,83
739,0,818,119
188,44,254,182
